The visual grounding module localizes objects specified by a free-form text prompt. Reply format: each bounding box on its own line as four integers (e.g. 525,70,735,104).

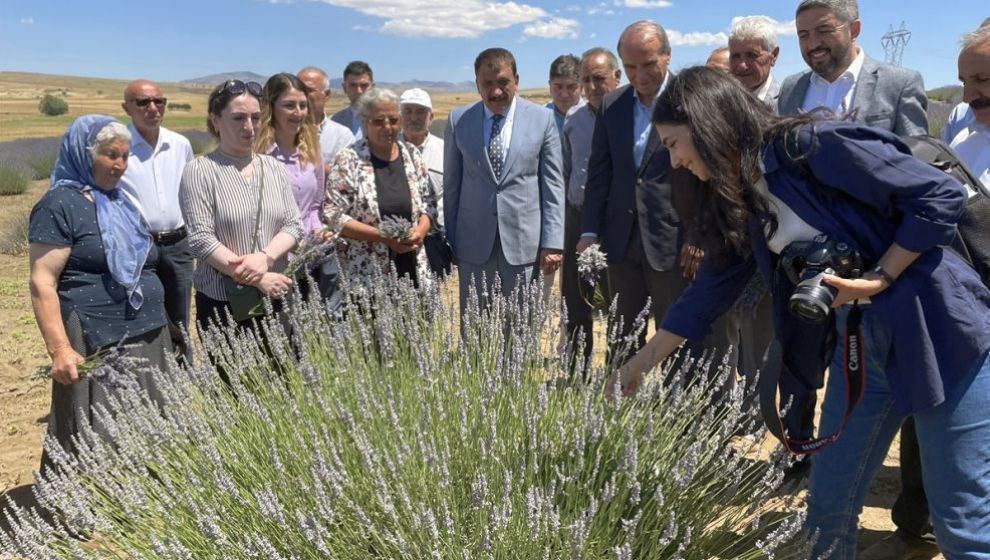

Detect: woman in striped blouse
179,80,303,333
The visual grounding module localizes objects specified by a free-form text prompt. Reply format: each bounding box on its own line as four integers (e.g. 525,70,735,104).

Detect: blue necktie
489,114,505,178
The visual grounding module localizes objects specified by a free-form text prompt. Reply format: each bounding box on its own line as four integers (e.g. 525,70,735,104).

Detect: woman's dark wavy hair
652,66,819,258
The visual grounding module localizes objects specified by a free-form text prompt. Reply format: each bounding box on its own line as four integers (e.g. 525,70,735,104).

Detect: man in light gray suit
777,0,927,135
444,48,565,317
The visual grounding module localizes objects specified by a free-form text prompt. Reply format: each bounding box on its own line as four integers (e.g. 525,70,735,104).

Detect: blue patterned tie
489,114,505,178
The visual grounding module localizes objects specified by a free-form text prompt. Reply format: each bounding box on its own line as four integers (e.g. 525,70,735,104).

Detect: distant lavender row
0,130,214,181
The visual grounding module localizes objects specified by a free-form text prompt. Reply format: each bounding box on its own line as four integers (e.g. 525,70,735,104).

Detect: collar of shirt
809,47,865,88
127,121,170,155
267,142,300,163
483,96,517,150
633,73,668,167
755,75,775,102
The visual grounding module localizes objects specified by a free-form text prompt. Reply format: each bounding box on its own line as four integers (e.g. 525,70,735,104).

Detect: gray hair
298,66,330,91
730,16,779,51
581,47,620,72
617,20,671,56
796,0,859,24
356,88,400,117
961,24,990,51
87,121,131,160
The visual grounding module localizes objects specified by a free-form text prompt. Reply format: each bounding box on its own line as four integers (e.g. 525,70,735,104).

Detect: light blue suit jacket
443,97,565,266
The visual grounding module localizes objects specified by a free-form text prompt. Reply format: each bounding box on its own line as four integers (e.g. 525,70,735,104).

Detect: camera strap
759,303,866,456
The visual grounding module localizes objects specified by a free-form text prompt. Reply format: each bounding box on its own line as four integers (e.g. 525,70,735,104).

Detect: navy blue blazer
581,85,689,271
662,121,990,414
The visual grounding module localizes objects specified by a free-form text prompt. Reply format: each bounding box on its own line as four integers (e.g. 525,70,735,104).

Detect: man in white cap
399,88,450,276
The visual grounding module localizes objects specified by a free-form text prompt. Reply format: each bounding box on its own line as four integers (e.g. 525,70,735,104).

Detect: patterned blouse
324,138,437,293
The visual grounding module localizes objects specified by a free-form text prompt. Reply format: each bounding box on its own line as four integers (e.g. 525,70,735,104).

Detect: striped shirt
179,151,303,300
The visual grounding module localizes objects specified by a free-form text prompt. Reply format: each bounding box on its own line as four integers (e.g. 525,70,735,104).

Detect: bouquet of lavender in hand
378,215,414,241
31,342,143,390
284,229,337,277
577,243,608,287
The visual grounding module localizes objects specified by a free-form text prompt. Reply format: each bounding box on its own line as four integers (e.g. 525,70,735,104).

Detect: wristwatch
870,264,895,286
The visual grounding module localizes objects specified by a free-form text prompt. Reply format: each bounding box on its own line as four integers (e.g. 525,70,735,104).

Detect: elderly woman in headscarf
324,88,436,296
29,114,171,462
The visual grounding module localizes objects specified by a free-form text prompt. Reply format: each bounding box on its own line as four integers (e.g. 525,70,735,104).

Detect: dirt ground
0,180,935,557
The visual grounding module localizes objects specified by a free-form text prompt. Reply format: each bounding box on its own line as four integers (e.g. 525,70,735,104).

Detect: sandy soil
0,180,937,557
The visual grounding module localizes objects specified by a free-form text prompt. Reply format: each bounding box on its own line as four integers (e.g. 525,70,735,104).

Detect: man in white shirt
331,61,374,140
399,88,450,276
118,79,194,337
942,19,990,144
297,66,355,174
729,16,782,105
777,0,927,136
951,25,990,191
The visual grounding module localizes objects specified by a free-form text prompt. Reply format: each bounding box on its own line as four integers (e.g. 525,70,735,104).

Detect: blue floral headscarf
50,114,151,310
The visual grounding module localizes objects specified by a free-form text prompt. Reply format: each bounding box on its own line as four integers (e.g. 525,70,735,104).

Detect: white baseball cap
399,88,432,110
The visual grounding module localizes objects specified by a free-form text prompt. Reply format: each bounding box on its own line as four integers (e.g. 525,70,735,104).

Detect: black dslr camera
780,234,865,324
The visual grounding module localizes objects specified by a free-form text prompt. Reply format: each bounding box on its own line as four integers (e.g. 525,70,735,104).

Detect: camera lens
788,272,837,324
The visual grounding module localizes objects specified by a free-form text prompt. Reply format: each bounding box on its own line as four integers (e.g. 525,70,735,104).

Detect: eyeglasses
133,97,167,108
368,116,400,127
220,79,262,97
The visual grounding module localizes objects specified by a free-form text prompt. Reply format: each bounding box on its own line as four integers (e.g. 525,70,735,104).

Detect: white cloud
587,7,615,15
20,17,34,24
666,29,729,47
523,17,580,40
308,0,548,38
729,15,796,36
615,0,672,8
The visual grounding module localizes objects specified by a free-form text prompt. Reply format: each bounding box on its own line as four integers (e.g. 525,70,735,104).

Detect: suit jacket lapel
499,100,523,183
849,56,879,120
466,102,499,183
783,73,812,115
637,126,661,178
615,87,636,170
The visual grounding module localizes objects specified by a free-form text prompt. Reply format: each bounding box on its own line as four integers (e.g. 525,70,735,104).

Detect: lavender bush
1,268,805,558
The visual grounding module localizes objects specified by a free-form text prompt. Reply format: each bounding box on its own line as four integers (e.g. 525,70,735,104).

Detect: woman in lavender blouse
255,73,336,301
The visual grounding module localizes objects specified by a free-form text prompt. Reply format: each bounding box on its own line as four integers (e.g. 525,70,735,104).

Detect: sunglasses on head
368,115,400,127
220,79,263,97
133,97,167,108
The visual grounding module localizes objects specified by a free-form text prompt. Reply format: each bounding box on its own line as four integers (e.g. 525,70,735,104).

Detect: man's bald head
122,79,166,140
297,66,331,122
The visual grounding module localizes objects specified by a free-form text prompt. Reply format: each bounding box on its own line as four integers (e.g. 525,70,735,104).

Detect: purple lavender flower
378,215,414,241
577,244,608,287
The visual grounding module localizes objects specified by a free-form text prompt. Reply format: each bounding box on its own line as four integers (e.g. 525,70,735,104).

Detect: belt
150,225,188,244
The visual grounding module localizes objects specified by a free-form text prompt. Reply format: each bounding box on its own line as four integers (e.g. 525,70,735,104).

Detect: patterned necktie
489,114,505,178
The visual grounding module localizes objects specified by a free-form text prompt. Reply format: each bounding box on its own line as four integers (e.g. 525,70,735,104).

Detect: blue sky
1,0,986,90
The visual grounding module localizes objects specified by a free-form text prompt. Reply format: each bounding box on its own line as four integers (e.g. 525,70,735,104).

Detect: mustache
970,97,990,111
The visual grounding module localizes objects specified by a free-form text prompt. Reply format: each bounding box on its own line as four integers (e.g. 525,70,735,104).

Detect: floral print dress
324,137,437,294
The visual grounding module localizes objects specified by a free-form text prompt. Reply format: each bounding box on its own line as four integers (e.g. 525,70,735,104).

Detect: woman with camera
611,67,990,558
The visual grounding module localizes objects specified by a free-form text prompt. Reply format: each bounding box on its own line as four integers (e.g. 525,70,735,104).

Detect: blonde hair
254,73,321,166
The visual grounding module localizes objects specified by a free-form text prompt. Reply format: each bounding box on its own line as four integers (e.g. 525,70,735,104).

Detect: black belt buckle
151,225,188,244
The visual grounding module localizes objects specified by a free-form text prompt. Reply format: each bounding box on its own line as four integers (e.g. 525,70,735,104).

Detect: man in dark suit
776,3,934,558
577,20,717,361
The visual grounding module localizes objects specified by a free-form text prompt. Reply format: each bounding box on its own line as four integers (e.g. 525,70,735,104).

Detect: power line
881,22,912,66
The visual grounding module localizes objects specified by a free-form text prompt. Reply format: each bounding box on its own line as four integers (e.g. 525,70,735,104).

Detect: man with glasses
118,79,195,347
778,0,927,135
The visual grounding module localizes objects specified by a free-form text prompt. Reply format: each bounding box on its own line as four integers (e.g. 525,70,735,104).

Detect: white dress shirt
755,74,776,103
401,132,445,227
483,96,517,156
801,48,866,117
318,114,355,167
950,122,990,192
118,123,194,232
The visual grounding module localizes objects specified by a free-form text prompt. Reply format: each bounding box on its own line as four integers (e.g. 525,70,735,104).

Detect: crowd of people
25,0,990,557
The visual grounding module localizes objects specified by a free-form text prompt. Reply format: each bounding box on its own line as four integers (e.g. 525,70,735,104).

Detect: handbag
222,162,267,322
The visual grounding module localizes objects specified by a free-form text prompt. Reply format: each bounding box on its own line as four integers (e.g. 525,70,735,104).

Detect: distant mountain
180,71,268,87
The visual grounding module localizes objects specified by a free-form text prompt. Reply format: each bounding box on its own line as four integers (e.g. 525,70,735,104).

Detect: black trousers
561,204,605,364
154,236,194,331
